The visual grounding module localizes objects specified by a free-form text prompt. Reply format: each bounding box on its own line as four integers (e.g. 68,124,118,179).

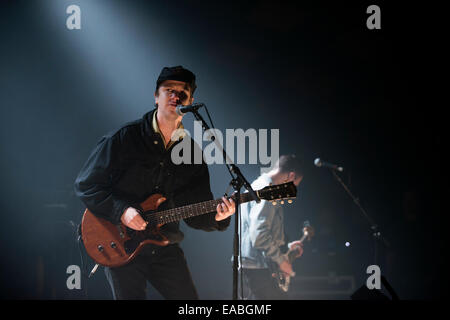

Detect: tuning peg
272,201,277,206
280,200,284,205
288,199,293,204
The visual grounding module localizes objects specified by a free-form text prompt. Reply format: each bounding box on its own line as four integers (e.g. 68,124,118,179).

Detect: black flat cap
156,65,197,93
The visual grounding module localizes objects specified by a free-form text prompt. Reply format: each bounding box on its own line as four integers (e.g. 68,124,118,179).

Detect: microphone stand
190,108,260,300
329,169,390,266
329,169,400,299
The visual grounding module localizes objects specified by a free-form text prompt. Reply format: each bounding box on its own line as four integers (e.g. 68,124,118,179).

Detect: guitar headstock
302,226,315,241
257,182,297,206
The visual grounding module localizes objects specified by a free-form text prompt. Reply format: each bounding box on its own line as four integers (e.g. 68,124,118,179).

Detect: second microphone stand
329,168,400,299
329,168,390,265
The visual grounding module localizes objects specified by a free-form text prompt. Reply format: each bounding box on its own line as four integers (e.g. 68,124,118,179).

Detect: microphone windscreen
175,106,184,116
314,158,322,167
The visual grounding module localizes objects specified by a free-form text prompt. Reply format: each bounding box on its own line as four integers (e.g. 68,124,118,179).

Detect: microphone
314,158,344,172
175,103,204,115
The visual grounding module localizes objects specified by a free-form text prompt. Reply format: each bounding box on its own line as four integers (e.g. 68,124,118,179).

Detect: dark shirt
74,109,230,244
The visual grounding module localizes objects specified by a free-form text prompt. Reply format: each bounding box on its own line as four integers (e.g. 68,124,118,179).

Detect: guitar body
271,224,314,292
80,182,297,268
273,247,299,292
81,193,169,268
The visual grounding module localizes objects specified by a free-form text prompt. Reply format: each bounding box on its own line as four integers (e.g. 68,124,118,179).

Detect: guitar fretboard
143,192,256,225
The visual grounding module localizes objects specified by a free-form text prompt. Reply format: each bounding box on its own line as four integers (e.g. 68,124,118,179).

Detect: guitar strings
141,193,251,225
138,186,291,226
142,198,225,224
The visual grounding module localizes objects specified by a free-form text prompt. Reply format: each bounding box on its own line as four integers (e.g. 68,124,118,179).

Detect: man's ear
154,91,160,108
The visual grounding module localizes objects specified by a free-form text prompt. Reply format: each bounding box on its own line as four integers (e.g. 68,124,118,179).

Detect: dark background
0,0,446,299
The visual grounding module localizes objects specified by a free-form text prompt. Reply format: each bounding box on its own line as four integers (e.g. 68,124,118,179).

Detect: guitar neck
287,232,309,263
143,192,256,225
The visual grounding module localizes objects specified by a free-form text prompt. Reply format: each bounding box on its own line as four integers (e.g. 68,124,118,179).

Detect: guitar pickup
117,225,125,238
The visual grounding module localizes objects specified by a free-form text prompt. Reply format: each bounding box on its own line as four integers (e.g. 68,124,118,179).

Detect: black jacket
74,109,230,243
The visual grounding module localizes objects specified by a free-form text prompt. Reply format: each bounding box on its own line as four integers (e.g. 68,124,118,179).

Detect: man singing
75,66,235,299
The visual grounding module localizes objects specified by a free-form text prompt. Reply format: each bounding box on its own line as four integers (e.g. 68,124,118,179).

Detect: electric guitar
272,221,315,292
81,182,297,268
